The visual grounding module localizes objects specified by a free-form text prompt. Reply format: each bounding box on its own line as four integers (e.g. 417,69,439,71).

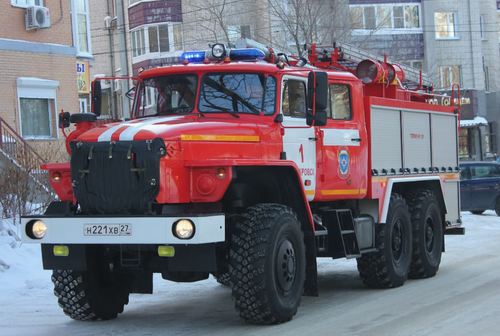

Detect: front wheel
229,204,306,324
357,193,412,288
52,246,134,321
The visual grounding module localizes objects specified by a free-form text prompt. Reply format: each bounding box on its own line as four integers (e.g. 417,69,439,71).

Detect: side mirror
306,109,327,126
59,111,70,128
307,71,328,110
126,87,135,100
91,80,102,117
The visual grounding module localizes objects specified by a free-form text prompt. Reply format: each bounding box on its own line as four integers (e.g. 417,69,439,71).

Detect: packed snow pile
0,217,20,271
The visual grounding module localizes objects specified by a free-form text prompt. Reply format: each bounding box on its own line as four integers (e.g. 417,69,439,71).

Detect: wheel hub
276,238,296,294
425,219,434,251
392,220,403,260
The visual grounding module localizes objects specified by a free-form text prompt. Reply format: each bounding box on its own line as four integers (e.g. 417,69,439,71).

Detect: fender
380,176,446,223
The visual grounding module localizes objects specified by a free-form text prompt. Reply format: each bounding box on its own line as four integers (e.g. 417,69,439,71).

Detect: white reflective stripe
322,129,360,146
119,116,181,141
97,116,181,142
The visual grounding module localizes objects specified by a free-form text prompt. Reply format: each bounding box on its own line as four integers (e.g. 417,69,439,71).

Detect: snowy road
1,211,500,336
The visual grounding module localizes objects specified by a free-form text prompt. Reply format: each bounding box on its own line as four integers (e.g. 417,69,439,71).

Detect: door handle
351,138,362,142
309,137,319,141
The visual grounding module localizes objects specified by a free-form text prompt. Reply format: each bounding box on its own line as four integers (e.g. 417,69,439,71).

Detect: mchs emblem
338,146,350,179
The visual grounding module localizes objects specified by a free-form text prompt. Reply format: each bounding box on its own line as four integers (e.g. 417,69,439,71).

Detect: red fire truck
22,38,463,324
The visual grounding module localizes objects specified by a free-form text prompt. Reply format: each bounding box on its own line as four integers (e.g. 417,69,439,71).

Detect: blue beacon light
181,51,206,63
229,48,266,61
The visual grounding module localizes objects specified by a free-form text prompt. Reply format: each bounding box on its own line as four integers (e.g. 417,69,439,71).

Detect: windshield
134,74,198,118
199,73,276,115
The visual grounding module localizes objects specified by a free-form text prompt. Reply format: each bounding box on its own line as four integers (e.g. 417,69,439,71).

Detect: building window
459,128,475,159
228,25,251,43
132,28,146,57
480,15,486,40
485,124,497,157
16,77,59,140
437,65,461,89
11,0,42,7
484,65,490,92
132,23,183,60
435,12,457,39
79,98,88,113
498,11,500,42
71,0,92,58
349,4,420,31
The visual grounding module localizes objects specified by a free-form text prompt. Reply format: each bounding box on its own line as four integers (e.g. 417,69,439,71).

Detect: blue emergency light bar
180,48,266,63
181,51,207,63
229,48,265,61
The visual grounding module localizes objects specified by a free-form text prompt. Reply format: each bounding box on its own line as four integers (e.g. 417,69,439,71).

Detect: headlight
51,171,62,182
173,219,195,239
26,220,47,239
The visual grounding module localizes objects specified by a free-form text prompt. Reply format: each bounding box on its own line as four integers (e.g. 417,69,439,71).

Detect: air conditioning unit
114,79,121,92
26,6,51,30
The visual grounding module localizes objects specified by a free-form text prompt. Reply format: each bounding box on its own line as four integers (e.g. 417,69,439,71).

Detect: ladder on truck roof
305,41,432,89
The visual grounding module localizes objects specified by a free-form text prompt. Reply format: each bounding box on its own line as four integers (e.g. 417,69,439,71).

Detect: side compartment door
319,83,367,199
281,76,316,200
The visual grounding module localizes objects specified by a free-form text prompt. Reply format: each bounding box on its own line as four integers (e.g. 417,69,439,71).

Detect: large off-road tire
470,210,485,215
405,189,443,279
229,203,306,324
52,246,134,321
211,272,231,286
357,193,412,288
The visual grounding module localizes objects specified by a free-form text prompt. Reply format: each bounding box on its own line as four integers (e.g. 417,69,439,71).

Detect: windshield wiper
155,107,192,116
202,105,240,118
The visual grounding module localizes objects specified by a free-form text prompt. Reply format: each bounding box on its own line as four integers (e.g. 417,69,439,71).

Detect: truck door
281,76,316,201
318,83,367,199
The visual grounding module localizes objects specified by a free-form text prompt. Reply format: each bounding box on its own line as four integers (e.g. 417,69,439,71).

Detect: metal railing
0,116,49,191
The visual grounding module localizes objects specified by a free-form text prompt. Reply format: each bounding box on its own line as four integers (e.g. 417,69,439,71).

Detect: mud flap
41,244,87,271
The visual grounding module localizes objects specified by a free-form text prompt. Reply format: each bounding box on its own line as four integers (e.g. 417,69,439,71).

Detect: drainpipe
106,0,116,118
116,0,130,120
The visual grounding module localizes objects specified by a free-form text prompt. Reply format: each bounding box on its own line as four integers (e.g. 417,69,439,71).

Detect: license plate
83,224,132,236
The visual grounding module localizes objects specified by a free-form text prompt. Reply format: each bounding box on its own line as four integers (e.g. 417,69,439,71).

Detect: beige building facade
0,0,95,162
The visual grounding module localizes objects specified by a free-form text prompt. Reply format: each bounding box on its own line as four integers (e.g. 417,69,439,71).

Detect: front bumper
21,214,225,244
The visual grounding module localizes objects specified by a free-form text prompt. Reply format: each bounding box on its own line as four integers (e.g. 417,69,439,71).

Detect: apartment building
0,0,94,162
349,0,500,160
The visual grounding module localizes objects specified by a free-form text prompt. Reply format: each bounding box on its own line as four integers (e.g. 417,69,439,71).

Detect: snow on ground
0,211,498,335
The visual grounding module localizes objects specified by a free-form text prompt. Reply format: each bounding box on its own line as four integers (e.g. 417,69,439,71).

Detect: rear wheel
52,246,134,321
495,198,500,216
405,189,443,278
470,210,485,215
211,272,231,286
229,203,306,324
357,194,412,288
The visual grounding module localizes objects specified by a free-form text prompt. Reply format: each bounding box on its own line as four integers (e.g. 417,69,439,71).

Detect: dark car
460,161,500,215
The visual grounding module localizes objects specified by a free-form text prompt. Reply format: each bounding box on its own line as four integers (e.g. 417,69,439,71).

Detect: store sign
426,89,476,120
77,61,90,94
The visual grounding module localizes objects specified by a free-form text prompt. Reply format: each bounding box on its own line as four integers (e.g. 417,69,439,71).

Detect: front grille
70,138,166,215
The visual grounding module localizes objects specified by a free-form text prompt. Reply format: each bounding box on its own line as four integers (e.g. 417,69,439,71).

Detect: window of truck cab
134,74,198,118
326,84,352,120
282,79,307,118
199,73,277,115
